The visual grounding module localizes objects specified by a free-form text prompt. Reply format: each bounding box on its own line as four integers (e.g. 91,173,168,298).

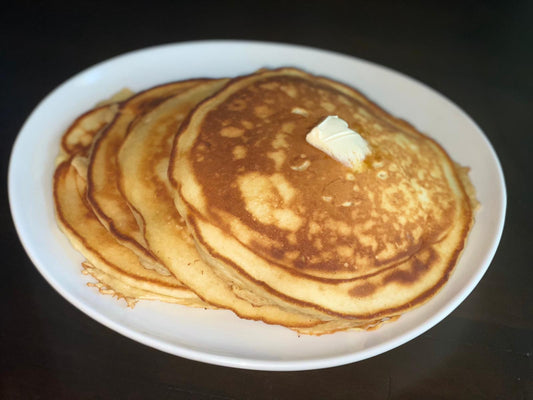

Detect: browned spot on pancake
383,250,436,285
349,283,377,297
227,99,247,111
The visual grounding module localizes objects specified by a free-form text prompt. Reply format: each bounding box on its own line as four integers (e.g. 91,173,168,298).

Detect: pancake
170,68,476,325
54,157,205,306
57,88,134,163
58,104,117,163
53,92,208,306
86,82,204,276
56,79,341,330
116,78,361,332
117,79,229,262
53,67,477,335
81,262,182,307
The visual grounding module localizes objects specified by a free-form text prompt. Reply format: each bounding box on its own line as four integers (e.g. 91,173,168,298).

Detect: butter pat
306,116,371,169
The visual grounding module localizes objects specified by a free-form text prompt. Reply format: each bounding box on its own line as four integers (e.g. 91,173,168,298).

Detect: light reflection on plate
8,40,506,371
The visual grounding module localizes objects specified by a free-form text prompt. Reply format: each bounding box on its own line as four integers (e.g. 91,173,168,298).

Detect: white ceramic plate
9,40,506,371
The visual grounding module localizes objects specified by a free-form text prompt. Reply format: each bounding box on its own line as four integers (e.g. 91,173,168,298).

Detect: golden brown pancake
57,88,134,163
53,92,208,306
58,104,117,162
170,68,476,324
54,157,205,306
56,80,337,329
117,79,229,261
86,82,204,275
116,78,361,332
53,68,477,335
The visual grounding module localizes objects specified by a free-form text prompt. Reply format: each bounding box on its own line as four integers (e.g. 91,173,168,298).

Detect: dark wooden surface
2,1,532,398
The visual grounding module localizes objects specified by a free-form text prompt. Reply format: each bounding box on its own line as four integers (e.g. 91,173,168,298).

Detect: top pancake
171,68,476,320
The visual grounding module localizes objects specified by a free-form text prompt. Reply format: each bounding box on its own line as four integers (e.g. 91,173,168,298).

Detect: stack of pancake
53,68,477,334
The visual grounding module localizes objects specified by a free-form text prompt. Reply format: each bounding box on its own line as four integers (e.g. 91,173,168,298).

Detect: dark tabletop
2,1,532,399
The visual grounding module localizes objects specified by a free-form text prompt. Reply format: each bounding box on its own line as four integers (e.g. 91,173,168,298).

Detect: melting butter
305,116,371,169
